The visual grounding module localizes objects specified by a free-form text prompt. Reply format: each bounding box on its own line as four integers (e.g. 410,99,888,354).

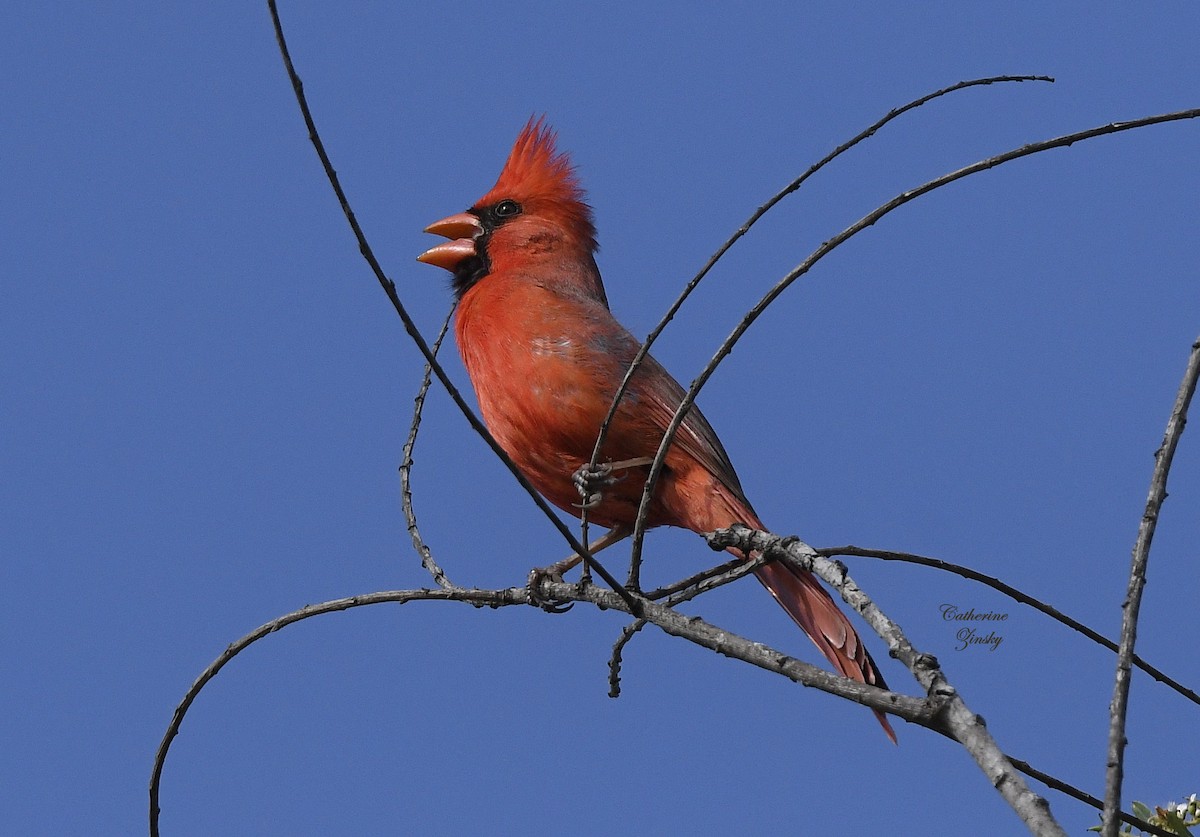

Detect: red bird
419,120,894,741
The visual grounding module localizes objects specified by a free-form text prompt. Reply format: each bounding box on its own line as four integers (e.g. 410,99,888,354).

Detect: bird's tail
752,556,897,743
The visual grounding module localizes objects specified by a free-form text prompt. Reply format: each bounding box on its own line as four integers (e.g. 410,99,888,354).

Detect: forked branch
708,525,1067,836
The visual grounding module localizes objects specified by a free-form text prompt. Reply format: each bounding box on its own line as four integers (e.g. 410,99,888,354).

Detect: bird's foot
527,555,583,614
572,461,616,510
571,457,654,510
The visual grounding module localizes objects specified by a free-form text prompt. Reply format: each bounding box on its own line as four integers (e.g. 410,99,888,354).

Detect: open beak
417,212,482,272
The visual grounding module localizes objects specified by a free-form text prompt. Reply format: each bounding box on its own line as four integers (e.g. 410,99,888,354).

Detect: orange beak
417,212,482,272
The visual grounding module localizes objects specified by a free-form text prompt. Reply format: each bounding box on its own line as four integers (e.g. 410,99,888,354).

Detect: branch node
915,653,942,671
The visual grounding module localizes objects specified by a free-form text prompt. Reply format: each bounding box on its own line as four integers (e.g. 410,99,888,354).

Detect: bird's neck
485,245,609,309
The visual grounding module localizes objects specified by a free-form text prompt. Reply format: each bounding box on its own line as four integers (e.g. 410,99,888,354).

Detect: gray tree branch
707,525,1067,837
151,534,1176,837
1102,337,1200,837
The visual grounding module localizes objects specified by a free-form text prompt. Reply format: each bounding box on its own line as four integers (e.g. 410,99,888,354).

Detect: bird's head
418,118,599,299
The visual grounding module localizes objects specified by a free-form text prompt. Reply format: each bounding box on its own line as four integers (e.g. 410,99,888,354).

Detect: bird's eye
494,199,522,219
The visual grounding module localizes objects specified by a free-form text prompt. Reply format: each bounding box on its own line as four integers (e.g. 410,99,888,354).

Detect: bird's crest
478,117,597,251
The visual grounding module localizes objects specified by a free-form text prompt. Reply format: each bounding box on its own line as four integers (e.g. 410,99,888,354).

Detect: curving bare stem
626,105,1200,571
608,554,758,695
149,586,525,836
1101,337,1200,837
580,74,1055,587
607,618,646,698
149,574,933,836
819,545,1198,707
400,305,457,589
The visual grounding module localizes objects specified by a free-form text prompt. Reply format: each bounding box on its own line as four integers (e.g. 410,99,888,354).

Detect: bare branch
658,552,769,607
400,305,457,589
607,618,646,698
820,545,1198,708
580,74,1055,588
628,106,1200,571
608,554,764,697
150,574,932,834
1011,758,1178,837
555,580,936,726
708,525,1067,837
644,554,745,600
149,585,527,837
1102,336,1200,837
151,555,1170,837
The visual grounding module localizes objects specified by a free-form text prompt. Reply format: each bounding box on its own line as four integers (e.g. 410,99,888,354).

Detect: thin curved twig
658,553,769,607
578,74,1054,588
818,545,1198,707
266,0,637,610
1102,337,1200,837
149,585,528,836
150,571,932,835
607,554,764,694
607,618,647,697
628,106,1200,571
644,555,745,600
609,553,770,696
400,305,457,589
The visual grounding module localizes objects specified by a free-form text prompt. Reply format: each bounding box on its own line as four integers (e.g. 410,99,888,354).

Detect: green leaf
1132,801,1155,821
1160,808,1194,837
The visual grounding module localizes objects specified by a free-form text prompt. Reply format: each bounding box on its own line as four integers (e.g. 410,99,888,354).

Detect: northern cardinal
418,119,894,741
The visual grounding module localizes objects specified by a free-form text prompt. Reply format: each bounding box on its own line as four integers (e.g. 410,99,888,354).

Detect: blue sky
3,3,1198,835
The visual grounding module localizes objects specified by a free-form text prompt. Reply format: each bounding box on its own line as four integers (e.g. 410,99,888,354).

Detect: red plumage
419,119,895,742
